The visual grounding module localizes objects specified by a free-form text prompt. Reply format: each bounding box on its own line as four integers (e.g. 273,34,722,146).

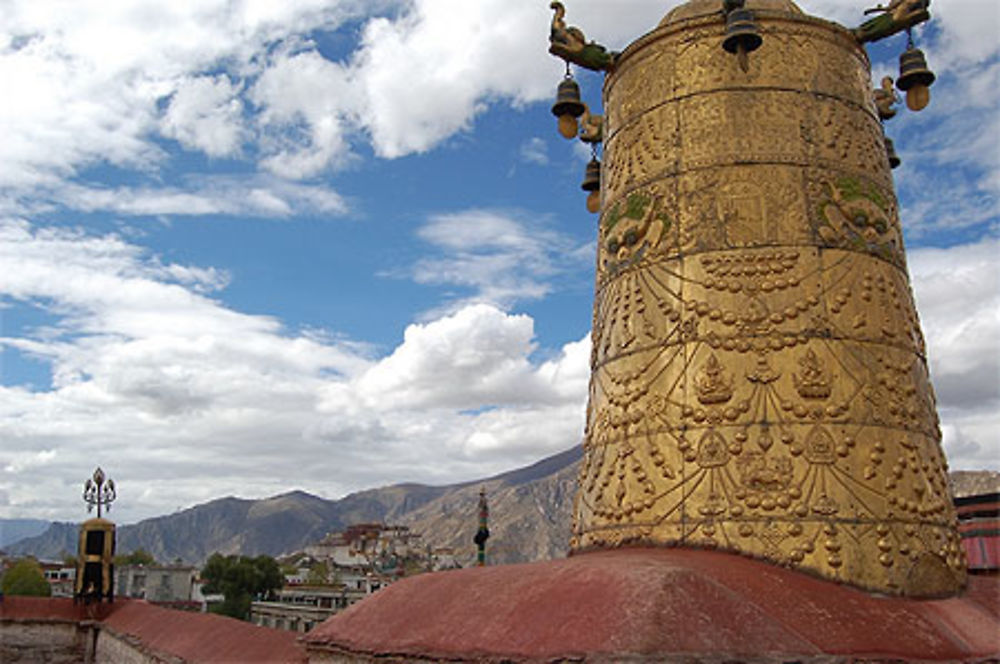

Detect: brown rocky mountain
9,449,996,566
8,447,581,565
397,447,579,565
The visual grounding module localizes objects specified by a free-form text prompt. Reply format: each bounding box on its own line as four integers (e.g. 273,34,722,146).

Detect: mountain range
4,447,581,566
5,449,996,567
0,518,51,549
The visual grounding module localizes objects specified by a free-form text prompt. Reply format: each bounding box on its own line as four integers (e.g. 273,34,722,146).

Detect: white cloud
519,138,550,166
0,218,588,522
11,177,348,219
931,0,1000,67
161,75,246,158
0,1,380,197
405,209,592,311
1,0,994,228
910,238,1000,470
350,1,553,158
357,305,542,410
251,49,359,178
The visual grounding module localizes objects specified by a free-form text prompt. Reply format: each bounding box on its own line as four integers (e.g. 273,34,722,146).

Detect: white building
116,564,206,610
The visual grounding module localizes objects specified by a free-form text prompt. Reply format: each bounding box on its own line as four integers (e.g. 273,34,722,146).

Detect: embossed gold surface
570,0,966,597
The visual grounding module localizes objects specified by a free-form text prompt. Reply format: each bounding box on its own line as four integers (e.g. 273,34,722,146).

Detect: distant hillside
11,451,997,567
398,447,579,565
9,447,581,565
0,518,53,550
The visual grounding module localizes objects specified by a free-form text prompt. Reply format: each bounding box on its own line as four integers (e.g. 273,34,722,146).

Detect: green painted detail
603,193,672,255
835,177,888,211
815,177,901,265
852,4,930,44
604,193,651,232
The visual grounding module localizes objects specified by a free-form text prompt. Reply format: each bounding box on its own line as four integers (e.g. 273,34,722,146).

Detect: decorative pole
83,466,116,518
76,467,117,603
473,489,489,567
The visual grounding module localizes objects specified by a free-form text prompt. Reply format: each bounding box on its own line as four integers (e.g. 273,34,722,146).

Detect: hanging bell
581,158,601,192
722,8,762,71
552,77,586,139
896,46,935,112
884,135,901,169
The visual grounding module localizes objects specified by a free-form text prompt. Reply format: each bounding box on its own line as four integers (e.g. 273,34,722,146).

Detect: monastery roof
1,596,307,663
304,547,1000,662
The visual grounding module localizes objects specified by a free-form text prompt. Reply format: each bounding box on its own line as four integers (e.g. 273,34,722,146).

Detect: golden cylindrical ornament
571,0,966,597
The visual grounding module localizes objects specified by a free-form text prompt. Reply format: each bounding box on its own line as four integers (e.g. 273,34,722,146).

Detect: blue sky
1,0,997,524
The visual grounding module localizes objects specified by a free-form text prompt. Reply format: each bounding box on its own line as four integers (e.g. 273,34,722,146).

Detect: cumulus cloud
0,0,383,216
358,305,549,410
2,0,996,220
0,218,588,522
0,0,662,197
251,49,358,178
909,238,1000,470
161,75,246,158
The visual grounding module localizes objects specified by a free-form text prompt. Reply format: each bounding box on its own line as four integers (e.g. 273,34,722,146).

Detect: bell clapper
587,190,601,214
558,114,579,139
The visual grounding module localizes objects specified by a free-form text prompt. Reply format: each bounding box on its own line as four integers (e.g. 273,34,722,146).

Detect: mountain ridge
7,447,582,565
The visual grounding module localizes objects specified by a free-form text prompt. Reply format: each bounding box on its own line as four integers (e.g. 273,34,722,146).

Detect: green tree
114,548,157,566
306,560,330,586
2,558,52,597
201,553,283,620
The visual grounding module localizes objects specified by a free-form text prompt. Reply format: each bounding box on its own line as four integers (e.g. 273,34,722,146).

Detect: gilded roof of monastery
660,0,804,26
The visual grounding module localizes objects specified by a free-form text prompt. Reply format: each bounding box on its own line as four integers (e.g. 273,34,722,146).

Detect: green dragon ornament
549,2,617,72
853,0,930,43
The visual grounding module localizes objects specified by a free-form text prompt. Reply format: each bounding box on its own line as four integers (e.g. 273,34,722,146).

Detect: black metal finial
83,467,116,518
474,488,489,567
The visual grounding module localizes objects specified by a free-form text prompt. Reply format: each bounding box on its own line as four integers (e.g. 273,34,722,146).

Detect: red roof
305,547,1000,662
0,596,109,622
1,597,306,663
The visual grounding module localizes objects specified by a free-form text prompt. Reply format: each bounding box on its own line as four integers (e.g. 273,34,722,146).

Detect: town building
251,585,368,633
116,563,207,611
254,522,447,632
39,561,76,597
